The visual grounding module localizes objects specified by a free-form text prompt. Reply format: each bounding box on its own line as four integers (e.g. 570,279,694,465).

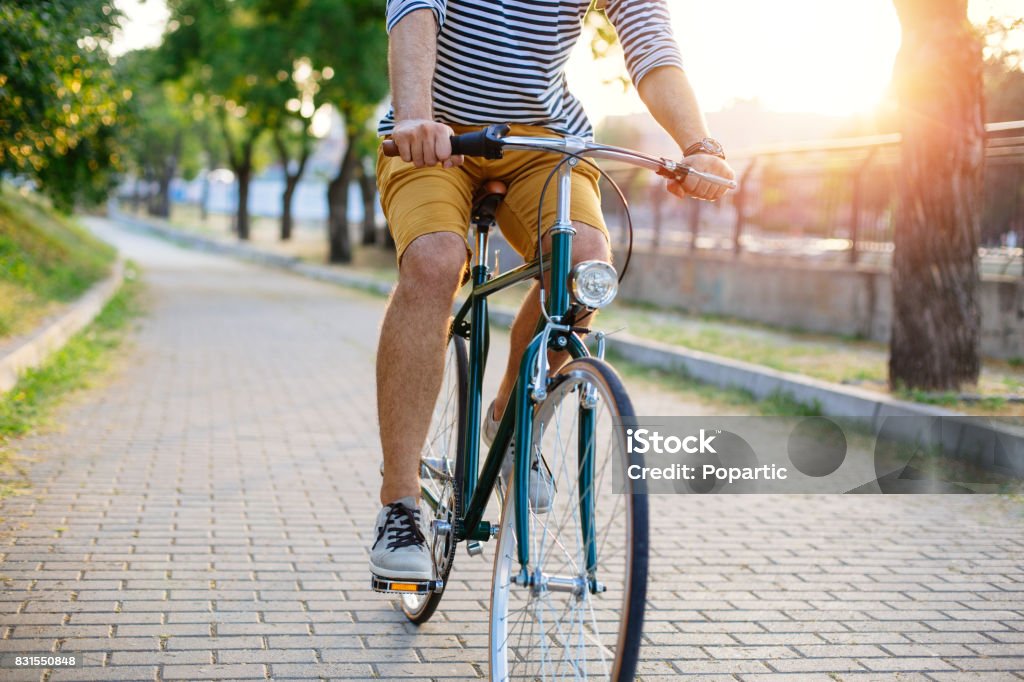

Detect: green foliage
160,0,285,170
150,0,389,171
584,2,628,91
981,17,1024,122
116,49,206,184
0,186,114,338
0,0,128,210
297,0,389,112
978,17,1024,244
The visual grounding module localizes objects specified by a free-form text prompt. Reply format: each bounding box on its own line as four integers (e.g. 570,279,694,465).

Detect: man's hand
667,153,736,202
391,119,465,169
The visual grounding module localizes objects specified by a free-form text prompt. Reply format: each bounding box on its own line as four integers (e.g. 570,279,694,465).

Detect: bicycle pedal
370,575,443,595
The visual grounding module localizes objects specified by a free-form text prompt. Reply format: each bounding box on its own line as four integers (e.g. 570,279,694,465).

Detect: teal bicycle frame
418,133,738,579
445,156,589,576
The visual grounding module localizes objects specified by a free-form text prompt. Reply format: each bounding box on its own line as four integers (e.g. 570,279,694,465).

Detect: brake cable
531,149,635,322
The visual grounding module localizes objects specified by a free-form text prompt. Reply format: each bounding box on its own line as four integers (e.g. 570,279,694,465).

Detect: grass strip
0,265,141,497
0,187,116,338
607,348,823,417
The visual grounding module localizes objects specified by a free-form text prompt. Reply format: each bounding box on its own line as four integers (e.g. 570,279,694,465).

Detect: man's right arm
388,7,462,168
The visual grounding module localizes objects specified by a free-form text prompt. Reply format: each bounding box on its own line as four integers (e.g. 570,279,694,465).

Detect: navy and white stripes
378,0,683,139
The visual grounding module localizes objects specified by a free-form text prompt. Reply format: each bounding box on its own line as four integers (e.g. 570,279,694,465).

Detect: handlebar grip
380,123,510,160
450,124,508,158
658,165,738,191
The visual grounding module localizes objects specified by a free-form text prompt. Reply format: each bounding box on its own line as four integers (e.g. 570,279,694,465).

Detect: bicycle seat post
470,181,507,281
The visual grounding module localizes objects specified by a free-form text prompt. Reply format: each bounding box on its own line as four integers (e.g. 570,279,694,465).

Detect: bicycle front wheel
489,358,648,681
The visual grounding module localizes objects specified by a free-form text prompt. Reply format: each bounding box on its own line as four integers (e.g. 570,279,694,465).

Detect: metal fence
600,120,1024,278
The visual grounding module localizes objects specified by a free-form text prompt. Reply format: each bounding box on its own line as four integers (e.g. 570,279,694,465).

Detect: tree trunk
889,0,985,391
382,225,396,251
236,164,252,240
273,129,310,242
358,161,378,246
199,172,210,222
144,167,159,215
219,114,259,242
327,142,358,263
280,176,298,241
233,135,257,241
150,157,176,219
132,176,144,212
149,172,171,218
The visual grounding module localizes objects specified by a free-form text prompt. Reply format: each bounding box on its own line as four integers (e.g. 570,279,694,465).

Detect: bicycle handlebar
380,123,738,190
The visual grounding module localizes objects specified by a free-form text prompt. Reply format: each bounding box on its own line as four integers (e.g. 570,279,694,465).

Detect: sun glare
567,0,1020,123
114,0,1020,124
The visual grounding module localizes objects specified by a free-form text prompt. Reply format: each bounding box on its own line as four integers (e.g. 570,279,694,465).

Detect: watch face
703,138,724,155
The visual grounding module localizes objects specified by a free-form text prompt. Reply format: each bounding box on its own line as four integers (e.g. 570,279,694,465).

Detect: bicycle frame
420,149,592,579
419,132,737,580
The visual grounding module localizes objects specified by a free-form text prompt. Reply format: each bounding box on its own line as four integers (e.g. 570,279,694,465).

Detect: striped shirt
378,0,683,139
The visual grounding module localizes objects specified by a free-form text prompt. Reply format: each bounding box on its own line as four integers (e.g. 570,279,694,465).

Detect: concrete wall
613,247,1024,361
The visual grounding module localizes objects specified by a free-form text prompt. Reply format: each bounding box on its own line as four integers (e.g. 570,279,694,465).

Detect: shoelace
377,503,426,551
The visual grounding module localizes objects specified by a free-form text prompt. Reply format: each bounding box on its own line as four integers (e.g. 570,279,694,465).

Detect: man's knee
570,221,611,263
398,232,468,296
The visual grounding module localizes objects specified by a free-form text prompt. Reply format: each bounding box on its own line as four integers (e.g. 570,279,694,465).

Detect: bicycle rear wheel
489,358,648,680
403,333,467,623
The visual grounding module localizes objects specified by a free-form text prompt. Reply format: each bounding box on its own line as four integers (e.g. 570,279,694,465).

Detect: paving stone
162,663,266,679
48,665,158,681
0,217,1020,681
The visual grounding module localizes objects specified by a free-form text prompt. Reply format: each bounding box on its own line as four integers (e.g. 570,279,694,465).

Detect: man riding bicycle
370,0,735,585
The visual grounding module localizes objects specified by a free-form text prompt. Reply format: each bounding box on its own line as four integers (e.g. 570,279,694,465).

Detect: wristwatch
683,137,726,160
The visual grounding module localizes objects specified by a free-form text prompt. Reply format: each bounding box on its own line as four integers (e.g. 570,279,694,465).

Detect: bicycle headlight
569,261,618,309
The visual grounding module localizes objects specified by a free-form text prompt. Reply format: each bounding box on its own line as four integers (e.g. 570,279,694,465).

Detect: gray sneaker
369,497,432,581
483,401,555,513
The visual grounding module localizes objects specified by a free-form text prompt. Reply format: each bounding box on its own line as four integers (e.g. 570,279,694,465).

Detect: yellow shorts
376,124,608,265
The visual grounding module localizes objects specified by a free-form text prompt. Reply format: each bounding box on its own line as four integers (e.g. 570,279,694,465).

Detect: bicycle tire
488,357,648,680
402,333,468,623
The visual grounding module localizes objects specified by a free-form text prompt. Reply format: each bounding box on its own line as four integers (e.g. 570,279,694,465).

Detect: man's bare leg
377,233,467,505
491,223,610,419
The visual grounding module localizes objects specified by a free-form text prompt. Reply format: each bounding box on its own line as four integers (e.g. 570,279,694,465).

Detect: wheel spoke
403,337,465,624
490,363,645,681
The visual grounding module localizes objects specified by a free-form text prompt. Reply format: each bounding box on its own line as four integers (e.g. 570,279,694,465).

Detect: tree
301,0,388,263
117,49,205,218
0,0,127,210
249,2,321,241
358,158,379,246
889,0,985,391
271,116,312,241
982,17,1024,122
161,0,289,239
978,18,1024,248
346,121,382,246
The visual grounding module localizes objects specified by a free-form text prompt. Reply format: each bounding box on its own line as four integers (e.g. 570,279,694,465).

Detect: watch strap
684,138,726,160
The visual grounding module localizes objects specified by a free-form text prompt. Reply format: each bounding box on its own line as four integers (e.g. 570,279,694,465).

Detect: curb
110,211,395,297
109,211,1022,475
0,259,126,395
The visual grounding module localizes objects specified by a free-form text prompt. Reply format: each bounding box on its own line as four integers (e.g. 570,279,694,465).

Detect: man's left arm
604,0,735,201
637,66,734,202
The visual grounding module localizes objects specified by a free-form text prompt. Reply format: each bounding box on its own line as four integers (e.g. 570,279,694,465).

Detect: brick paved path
0,218,1022,681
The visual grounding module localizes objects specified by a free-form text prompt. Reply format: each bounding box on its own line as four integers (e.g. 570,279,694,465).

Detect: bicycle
376,124,736,680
